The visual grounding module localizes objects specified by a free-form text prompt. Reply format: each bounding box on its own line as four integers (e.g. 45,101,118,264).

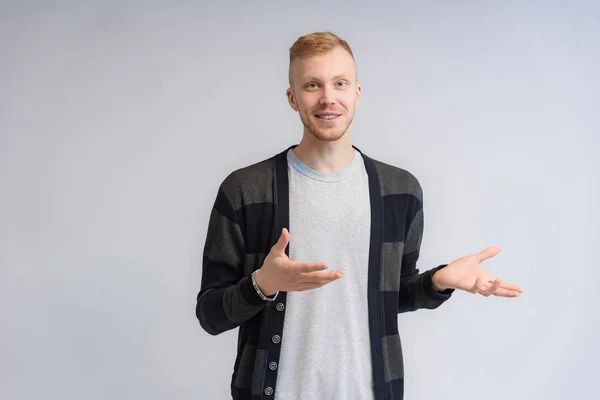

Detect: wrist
431,271,447,292
254,269,277,296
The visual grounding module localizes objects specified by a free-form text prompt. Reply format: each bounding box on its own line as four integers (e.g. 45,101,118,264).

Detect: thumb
272,228,290,254
475,245,501,263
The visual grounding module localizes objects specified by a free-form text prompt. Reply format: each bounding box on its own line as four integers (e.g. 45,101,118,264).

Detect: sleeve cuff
422,264,455,300
239,276,271,306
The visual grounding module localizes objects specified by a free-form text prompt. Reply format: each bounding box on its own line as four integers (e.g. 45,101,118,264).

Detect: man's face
287,46,361,142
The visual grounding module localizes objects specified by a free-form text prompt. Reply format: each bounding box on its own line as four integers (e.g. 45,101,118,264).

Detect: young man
196,31,523,400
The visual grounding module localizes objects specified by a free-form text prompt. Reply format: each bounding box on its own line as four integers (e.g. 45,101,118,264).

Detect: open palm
433,246,523,297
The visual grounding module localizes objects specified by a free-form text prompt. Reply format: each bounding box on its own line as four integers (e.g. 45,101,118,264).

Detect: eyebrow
302,74,351,82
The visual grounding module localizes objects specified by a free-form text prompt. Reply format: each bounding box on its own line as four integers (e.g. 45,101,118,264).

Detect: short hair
288,31,355,85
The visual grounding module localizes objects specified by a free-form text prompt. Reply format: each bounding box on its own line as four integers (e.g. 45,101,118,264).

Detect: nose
319,85,336,105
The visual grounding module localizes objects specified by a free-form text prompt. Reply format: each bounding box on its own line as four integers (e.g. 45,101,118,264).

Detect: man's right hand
253,228,343,296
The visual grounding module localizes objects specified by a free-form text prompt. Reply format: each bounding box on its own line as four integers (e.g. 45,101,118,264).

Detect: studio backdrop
1,1,598,399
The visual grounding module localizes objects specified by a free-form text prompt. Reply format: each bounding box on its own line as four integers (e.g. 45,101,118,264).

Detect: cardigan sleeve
397,193,454,313
196,181,269,336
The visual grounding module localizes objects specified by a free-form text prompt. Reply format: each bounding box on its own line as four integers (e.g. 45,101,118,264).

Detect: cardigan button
272,335,281,344
275,302,285,311
264,386,274,395
269,361,278,370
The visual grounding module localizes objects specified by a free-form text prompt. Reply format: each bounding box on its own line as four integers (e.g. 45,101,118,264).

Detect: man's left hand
432,246,524,297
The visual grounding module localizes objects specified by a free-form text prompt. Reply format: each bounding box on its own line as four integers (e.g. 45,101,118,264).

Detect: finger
292,261,330,273
296,284,323,292
469,277,482,294
498,281,524,293
479,278,501,297
475,246,501,263
295,274,342,291
272,228,290,254
491,288,522,298
300,270,343,283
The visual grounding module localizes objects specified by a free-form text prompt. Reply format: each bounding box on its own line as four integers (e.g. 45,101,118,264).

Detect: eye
306,82,319,89
337,81,348,87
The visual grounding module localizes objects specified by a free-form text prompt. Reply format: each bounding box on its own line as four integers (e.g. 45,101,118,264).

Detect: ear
355,83,362,107
286,87,299,112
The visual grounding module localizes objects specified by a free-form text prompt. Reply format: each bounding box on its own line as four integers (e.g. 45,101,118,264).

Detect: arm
398,199,454,314
195,184,270,336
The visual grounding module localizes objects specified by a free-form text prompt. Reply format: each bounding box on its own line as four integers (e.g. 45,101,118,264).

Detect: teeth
318,115,338,119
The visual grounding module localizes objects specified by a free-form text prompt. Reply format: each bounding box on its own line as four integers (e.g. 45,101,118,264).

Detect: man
196,31,523,400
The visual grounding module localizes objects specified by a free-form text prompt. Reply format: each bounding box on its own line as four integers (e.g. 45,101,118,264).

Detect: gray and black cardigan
196,145,454,400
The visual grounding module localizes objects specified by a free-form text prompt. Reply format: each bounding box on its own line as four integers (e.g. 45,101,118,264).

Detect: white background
1,1,598,399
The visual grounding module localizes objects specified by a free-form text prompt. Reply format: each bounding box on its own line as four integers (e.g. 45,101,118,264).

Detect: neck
292,129,355,173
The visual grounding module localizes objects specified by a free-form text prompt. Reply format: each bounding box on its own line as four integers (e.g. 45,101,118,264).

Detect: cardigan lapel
353,146,386,397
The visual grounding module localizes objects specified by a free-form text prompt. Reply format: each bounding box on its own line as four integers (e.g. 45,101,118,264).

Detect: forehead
291,46,357,81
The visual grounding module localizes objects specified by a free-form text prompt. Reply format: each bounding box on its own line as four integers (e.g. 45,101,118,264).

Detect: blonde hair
288,31,355,85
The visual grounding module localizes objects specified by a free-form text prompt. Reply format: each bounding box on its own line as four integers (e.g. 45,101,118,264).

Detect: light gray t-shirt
274,148,374,400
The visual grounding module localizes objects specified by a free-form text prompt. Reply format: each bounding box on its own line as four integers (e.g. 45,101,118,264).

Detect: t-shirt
274,149,374,400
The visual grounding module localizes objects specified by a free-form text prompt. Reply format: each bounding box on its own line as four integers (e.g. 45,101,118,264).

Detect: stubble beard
301,111,355,142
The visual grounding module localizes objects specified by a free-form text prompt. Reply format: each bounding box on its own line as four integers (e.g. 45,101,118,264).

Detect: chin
304,119,351,142
309,129,347,142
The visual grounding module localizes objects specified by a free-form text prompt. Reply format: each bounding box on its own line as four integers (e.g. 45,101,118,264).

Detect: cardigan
196,144,455,399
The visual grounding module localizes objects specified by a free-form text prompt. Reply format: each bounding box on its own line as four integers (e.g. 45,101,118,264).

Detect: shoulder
221,156,274,190
219,155,276,210
367,155,423,201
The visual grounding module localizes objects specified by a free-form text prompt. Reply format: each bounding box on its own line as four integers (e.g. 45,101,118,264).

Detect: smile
315,114,341,120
